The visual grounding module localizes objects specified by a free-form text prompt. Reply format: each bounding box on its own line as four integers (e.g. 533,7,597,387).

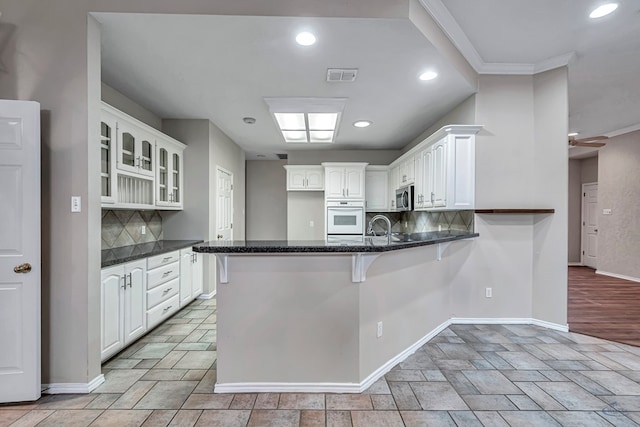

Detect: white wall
246,160,288,240
597,130,640,279
101,83,162,130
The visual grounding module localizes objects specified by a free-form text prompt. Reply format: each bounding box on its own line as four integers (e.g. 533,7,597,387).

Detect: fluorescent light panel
274,113,305,130
273,112,340,143
308,113,338,130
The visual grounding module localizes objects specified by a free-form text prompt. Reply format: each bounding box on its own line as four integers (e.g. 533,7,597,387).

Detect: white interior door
216,167,233,240
582,183,598,268
0,100,41,403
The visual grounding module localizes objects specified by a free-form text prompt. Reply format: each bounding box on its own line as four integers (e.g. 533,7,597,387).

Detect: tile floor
3,298,640,426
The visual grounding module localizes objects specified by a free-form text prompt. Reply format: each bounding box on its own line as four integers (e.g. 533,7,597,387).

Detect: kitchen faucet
367,214,392,245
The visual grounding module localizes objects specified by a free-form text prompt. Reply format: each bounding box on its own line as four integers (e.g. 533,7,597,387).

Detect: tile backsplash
366,210,474,234
102,210,163,250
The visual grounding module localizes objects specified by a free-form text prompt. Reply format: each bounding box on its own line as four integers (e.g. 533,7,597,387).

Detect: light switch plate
603,209,612,215
71,196,81,213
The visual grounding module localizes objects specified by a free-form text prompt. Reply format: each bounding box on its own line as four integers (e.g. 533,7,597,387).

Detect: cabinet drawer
147,261,179,289
147,294,180,328
147,250,180,270
147,277,179,309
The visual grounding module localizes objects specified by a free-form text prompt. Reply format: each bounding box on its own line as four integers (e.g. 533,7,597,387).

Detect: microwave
395,185,414,211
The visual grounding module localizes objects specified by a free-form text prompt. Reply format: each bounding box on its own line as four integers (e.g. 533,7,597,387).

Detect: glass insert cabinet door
100,115,117,204
172,153,180,203
116,121,154,177
158,147,168,203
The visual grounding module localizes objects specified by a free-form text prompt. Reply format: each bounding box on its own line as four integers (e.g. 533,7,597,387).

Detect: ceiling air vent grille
326,68,358,82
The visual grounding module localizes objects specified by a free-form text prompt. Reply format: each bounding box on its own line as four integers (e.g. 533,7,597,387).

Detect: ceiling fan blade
573,141,606,147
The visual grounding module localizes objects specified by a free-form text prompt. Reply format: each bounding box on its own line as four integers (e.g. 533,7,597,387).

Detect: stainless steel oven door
327,207,364,235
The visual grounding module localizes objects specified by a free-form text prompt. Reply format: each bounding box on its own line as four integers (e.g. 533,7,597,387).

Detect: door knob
14,263,32,274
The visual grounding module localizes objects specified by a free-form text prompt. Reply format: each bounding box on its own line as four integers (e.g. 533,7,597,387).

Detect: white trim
418,0,574,76
568,262,583,266
42,374,105,394
197,290,216,300
596,270,640,283
581,183,598,268
605,123,640,138
450,317,568,333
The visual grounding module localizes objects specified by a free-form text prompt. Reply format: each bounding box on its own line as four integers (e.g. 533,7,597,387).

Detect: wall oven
395,185,414,211
326,200,365,242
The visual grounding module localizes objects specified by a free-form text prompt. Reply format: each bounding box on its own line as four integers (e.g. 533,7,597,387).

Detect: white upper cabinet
322,163,367,200
412,126,480,211
388,165,399,210
398,155,415,185
284,166,324,191
365,167,389,212
100,102,186,210
156,136,185,210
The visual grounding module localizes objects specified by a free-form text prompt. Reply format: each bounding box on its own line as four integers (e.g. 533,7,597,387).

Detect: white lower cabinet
100,259,147,362
180,248,204,306
146,251,181,329
101,245,204,362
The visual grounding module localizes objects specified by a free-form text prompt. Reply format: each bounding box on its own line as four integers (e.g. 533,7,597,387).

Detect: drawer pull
162,257,172,262
162,270,173,277
162,287,173,295
163,305,173,313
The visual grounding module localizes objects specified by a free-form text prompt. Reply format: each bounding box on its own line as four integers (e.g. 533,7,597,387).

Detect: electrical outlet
603,209,612,215
377,321,383,338
71,196,81,213
309,220,314,227
485,287,492,298
141,225,146,235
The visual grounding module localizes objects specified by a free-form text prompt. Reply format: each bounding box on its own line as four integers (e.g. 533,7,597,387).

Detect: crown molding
605,122,640,138
419,0,574,76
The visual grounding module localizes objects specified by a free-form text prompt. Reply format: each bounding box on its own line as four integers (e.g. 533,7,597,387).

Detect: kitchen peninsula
193,230,478,393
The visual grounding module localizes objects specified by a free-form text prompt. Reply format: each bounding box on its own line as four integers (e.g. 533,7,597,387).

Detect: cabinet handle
163,288,173,295
162,271,172,277
121,275,127,289
431,192,435,203
128,273,132,288
163,305,173,313
162,257,172,262
347,188,349,197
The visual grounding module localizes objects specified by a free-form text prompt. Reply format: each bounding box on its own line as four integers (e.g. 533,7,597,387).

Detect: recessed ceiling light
568,132,579,137
295,32,316,46
353,120,372,128
243,117,256,124
589,3,618,18
419,71,438,81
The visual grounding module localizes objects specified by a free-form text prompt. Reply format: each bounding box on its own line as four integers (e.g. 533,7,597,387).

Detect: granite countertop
102,240,204,268
192,231,478,254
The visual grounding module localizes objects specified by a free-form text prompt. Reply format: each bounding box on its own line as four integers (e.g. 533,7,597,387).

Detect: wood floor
568,266,640,347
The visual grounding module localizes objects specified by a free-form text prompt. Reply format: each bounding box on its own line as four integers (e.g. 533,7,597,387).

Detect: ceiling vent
276,153,288,160
326,68,358,82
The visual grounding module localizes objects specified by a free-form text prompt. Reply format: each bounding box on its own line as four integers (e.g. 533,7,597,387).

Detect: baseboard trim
197,290,216,300
568,262,582,266
42,374,105,394
450,317,568,333
595,270,640,283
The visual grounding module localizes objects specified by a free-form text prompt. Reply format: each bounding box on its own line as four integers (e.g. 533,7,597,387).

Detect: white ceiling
96,0,640,160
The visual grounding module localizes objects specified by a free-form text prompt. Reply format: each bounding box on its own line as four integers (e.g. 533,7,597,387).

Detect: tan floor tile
371,394,397,410
300,410,325,427
134,381,198,410
181,370,207,382
141,369,188,381
181,394,233,410
192,370,217,394
326,395,373,410
168,409,203,427
254,393,279,409
36,394,99,410
278,393,325,410
351,410,404,427
247,409,300,427
141,410,177,427
110,381,157,410
91,409,152,426
35,409,103,427
135,359,160,369
155,351,187,369
327,410,352,427
84,394,121,409
172,351,216,370
0,409,29,425
194,409,250,427
5,409,54,427
229,394,257,409
93,370,148,394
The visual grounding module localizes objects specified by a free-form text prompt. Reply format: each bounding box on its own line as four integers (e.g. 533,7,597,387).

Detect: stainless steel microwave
395,185,414,211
